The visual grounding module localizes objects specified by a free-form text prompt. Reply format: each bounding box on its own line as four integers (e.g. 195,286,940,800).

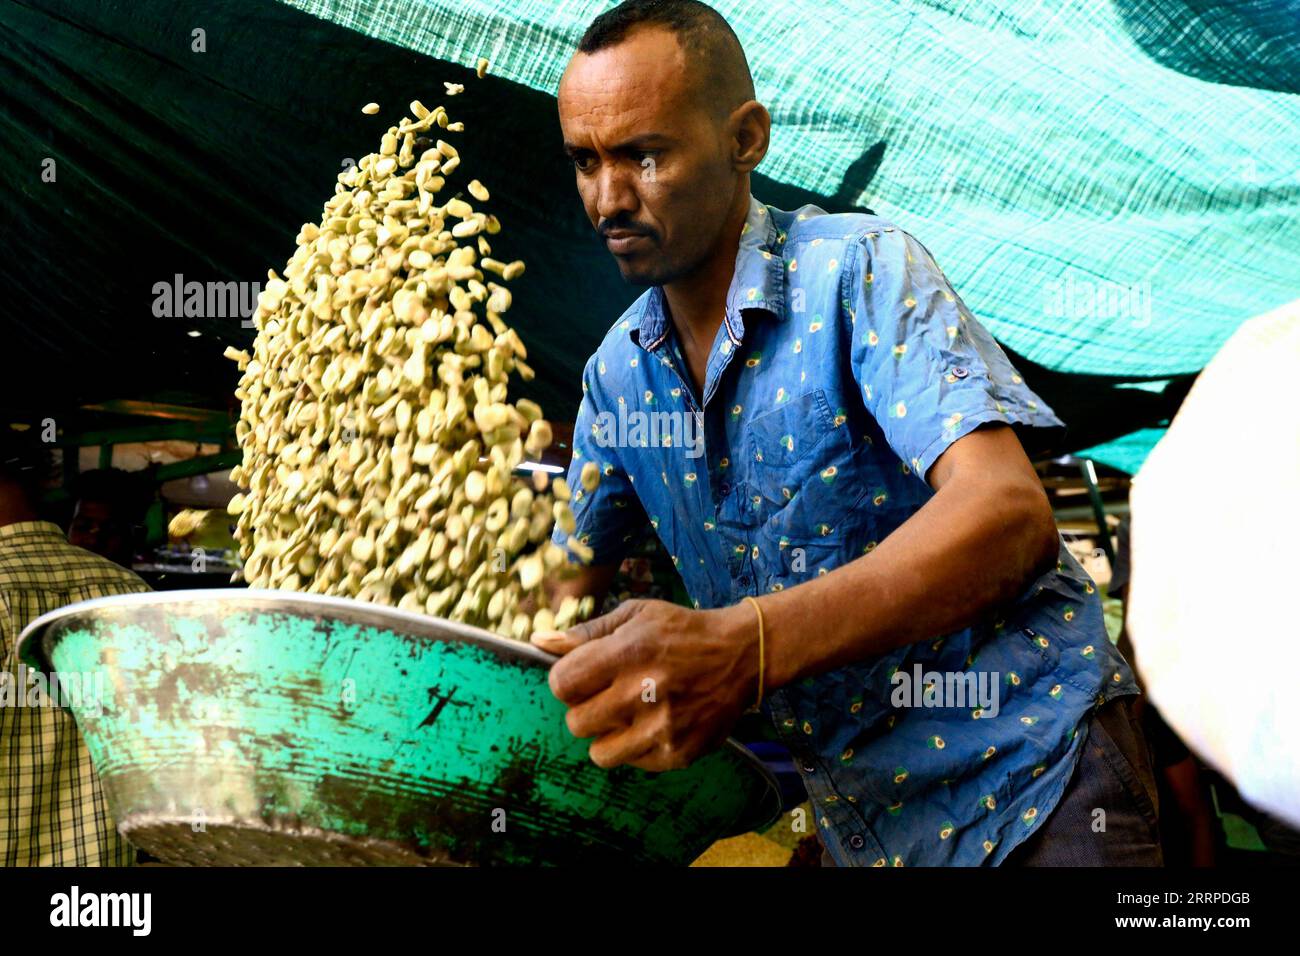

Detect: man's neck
0,481,39,528
661,191,751,356
0,506,39,528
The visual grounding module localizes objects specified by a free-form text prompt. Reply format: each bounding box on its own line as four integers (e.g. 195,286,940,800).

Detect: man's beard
617,259,676,287
614,247,701,288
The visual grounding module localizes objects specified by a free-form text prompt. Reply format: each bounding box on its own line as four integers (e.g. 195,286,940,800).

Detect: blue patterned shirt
555,195,1139,866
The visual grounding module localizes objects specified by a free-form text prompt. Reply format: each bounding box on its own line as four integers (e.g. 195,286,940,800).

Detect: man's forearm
730,473,1059,690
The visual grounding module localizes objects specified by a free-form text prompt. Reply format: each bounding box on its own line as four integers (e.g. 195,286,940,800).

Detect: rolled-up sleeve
551,352,646,566
845,227,1066,483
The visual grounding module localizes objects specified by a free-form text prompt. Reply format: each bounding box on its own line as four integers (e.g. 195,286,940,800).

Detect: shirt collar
633,194,787,352
0,520,65,541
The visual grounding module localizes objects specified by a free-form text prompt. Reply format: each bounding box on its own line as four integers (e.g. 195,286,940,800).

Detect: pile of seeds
223,85,596,640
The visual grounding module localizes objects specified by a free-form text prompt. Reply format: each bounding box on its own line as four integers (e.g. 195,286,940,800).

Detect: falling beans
225,84,597,641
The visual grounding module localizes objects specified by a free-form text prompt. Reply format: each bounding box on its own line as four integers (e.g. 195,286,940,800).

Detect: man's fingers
531,599,642,656
545,603,650,704
565,682,640,739
588,727,656,770
529,629,583,655
547,632,631,704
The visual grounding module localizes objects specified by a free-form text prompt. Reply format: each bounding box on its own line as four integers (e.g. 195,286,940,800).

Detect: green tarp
4,0,1297,472
288,0,1300,370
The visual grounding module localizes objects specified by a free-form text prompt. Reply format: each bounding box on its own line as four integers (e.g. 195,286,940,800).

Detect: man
68,468,148,570
536,0,1158,866
0,432,145,865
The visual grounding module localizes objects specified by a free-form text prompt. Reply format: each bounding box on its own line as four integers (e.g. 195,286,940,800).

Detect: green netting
1073,427,1171,476
285,0,1300,380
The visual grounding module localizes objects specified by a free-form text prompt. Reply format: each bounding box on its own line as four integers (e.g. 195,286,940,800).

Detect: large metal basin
18,590,780,866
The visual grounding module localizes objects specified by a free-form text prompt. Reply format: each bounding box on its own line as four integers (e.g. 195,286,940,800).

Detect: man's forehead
559,30,697,134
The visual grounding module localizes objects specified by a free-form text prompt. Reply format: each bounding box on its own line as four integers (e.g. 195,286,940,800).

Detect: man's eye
634,150,659,164
572,155,595,172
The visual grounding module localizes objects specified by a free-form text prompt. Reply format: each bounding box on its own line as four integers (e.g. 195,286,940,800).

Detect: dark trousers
1004,694,1162,865
820,695,1163,866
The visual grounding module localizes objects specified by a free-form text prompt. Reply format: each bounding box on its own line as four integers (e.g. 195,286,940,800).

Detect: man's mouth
602,229,652,254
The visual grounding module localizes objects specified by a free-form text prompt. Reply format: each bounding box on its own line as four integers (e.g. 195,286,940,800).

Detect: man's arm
538,423,1059,770
740,223,1065,682
726,422,1058,687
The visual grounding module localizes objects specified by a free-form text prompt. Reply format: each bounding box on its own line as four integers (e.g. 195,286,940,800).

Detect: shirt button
849,834,865,850
801,762,816,774
720,482,731,496
951,365,969,379
738,575,751,587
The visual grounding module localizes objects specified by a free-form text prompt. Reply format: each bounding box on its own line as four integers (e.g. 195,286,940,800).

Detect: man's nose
594,164,638,226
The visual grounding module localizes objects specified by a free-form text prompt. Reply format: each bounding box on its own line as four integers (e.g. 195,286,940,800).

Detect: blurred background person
68,467,149,570
0,429,147,866
1127,301,1300,856
1110,515,1217,866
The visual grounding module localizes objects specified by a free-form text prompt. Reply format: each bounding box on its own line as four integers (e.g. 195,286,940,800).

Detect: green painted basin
18,589,780,866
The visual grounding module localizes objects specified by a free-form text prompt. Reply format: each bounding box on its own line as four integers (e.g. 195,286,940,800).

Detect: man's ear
731,100,771,173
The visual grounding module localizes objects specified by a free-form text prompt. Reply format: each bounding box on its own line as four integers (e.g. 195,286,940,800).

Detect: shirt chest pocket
742,389,861,535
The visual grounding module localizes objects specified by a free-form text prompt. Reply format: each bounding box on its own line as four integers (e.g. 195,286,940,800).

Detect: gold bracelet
742,596,765,712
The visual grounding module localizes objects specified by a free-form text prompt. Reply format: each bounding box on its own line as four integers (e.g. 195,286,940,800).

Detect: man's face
69,499,134,566
558,27,739,286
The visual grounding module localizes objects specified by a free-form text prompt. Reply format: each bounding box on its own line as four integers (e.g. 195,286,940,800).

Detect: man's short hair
577,0,755,113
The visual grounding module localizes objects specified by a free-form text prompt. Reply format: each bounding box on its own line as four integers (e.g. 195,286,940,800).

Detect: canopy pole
1078,458,1115,570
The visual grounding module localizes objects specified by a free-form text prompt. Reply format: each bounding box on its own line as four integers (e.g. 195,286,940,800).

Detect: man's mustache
598,218,658,242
